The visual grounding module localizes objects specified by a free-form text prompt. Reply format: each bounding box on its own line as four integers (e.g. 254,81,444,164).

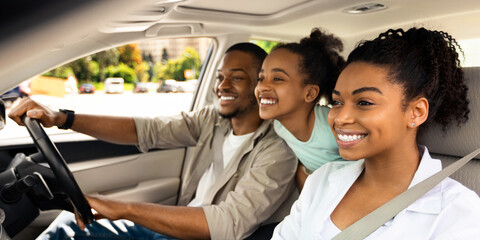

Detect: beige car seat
419,66,480,195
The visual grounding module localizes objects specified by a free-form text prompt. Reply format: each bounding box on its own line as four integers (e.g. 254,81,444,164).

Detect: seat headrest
419,67,480,159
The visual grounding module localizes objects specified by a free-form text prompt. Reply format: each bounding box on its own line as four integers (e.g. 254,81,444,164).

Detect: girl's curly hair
273,28,345,102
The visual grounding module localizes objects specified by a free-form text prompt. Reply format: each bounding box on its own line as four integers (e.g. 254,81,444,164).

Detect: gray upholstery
418,67,480,195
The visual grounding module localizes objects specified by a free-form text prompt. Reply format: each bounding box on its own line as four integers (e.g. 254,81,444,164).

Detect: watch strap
59,109,75,129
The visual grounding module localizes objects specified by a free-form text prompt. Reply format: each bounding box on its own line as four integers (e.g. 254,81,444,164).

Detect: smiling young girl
255,28,345,190
272,27,480,239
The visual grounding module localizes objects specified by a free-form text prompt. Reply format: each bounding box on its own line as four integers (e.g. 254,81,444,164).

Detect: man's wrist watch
58,109,75,130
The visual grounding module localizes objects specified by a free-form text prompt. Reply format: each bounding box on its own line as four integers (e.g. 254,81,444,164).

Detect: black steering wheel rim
22,115,93,225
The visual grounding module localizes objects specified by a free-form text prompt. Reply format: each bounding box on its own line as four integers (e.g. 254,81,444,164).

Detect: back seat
419,66,480,195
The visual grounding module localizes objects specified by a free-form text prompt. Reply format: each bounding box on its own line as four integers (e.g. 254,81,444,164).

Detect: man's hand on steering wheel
8,98,94,225
8,98,67,128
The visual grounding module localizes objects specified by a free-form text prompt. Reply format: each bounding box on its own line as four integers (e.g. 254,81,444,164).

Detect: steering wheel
21,115,94,225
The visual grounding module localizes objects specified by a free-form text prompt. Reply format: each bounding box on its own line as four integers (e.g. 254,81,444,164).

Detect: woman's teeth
338,134,366,142
260,98,277,104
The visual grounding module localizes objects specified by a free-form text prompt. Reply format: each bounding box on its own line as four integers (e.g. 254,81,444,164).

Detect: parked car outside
145,82,159,92
157,79,177,93
175,79,198,93
104,78,124,94
133,82,148,93
78,83,95,94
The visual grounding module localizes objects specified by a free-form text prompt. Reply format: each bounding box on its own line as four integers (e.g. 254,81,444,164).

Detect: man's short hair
225,42,267,70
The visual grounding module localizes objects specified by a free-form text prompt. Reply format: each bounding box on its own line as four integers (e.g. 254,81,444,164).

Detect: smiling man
9,42,297,240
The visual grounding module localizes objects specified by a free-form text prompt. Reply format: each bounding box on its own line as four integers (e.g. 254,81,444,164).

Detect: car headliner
1,0,480,93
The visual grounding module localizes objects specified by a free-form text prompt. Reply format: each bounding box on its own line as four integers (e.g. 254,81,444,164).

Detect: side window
0,37,213,140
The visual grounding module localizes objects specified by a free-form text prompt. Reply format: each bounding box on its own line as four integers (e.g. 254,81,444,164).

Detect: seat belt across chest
333,147,480,240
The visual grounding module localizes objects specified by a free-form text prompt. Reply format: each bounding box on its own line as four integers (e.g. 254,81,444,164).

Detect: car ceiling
174,0,480,48
1,0,480,92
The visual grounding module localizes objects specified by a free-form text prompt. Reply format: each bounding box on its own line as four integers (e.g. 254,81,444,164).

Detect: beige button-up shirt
135,105,298,240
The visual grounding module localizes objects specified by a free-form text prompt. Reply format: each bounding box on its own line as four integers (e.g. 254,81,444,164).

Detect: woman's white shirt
272,146,480,239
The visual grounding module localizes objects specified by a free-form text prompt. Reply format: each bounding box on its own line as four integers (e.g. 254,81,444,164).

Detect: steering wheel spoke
21,115,94,225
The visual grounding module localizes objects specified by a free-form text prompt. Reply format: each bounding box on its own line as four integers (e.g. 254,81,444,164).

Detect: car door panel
0,137,185,228
70,148,184,204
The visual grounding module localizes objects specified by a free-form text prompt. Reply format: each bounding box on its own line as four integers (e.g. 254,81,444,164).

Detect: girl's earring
411,123,415,127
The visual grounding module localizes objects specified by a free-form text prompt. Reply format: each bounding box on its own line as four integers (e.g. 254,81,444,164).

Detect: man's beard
219,110,239,119
219,94,257,119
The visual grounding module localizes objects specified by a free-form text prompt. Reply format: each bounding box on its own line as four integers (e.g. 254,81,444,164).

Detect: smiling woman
272,27,480,239
329,63,405,159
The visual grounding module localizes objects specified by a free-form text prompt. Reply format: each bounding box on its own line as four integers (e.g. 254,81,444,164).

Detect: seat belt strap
333,147,480,240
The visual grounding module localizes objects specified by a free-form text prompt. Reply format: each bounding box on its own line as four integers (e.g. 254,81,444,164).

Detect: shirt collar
216,114,272,141
405,145,443,214
328,146,444,218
